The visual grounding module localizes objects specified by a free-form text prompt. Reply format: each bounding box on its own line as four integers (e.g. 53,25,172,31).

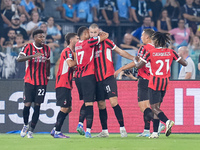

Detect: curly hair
152,32,170,47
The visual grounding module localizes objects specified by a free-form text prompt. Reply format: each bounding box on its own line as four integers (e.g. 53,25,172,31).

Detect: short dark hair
32,29,44,38
143,16,151,21
65,33,77,45
77,26,88,37
143,29,155,38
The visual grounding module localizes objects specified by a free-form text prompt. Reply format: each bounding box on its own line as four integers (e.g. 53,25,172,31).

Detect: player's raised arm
99,31,109,43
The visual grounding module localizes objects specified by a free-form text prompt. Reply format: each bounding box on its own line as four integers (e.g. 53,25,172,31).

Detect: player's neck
69,44,75,52
33,42,43,48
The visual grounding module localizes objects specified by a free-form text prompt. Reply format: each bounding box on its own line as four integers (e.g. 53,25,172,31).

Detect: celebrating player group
17,24,187,139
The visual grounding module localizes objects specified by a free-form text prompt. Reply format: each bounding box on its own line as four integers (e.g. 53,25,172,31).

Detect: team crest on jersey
69,54,72,58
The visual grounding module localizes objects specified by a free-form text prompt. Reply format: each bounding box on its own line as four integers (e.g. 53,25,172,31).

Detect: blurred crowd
0,0,200,79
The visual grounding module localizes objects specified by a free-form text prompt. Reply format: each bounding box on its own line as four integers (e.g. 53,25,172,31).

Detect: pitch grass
0,134,200,150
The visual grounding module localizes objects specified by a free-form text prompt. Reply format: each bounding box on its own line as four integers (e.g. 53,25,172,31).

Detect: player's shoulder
104,39,115,45
63,46,70,51
43,44,50,48
88,37,98,41
22,43,31,48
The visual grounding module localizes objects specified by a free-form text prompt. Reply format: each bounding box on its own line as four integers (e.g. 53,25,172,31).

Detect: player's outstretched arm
114,61,135,78
16,53,43,62
114,46,134,60
178,57,188,66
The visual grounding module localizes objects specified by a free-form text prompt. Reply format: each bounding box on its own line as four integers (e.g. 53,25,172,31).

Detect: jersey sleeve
20,44,29,56
64,49,73,61
87,37,100,47
140,51,151,63
138,46,147,57
105,39,116,50
172,49,181,62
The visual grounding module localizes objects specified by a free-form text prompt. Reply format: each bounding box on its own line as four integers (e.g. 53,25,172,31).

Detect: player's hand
114,69,121,78
33,53,44,58
135,56,140,62
125,73,138,80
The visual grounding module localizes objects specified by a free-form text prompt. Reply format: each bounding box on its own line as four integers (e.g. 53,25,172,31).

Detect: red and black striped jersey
94,39,116,82
55,46,74,89
141,47,181,91
137,43,154,80
20,43,50,85
75,37,100,78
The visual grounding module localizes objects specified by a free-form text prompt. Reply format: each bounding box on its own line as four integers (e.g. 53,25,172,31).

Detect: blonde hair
89,23,99,29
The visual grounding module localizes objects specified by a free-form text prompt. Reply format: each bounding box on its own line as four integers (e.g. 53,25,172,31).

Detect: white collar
33,42,43,49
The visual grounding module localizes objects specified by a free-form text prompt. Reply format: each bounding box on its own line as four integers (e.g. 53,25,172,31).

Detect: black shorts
96,75,118,101
148,88,166,105
78,75,96,103
56,87,72,108
75,77,83,100
138,77,149,102
24,83,46,104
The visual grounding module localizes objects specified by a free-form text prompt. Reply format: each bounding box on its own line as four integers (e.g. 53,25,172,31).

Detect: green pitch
0,134,200,150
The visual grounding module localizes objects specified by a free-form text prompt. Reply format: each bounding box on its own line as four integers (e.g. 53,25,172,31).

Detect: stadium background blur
0,0,200,80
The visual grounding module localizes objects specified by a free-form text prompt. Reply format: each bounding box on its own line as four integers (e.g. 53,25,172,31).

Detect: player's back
148,48,178,78
144,47,180,91
75,37,99,78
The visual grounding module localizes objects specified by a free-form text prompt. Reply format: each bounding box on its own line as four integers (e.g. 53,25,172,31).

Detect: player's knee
109,97,118,107
151,105,160,115
68,107,72,113
98,101,106,109
24,102,31,107
85,102,93,106
61,107,70,113
35,103,41,106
